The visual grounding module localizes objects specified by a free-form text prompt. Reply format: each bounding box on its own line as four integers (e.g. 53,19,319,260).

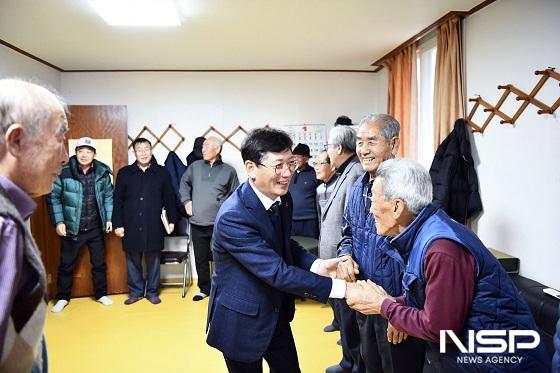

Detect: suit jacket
206,181,332,362
318,157,363,259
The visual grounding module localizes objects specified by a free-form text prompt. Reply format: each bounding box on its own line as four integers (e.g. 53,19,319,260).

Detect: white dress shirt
249,181,346,299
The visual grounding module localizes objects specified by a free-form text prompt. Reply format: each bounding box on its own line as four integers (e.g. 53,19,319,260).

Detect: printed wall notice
281,124,327,159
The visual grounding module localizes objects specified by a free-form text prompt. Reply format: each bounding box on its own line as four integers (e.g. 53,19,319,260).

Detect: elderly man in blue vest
347,158,550,372
337,114,426,373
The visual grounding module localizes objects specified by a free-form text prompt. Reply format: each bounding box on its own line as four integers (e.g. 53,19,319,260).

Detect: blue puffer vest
389,204,550,372
338,173,403,296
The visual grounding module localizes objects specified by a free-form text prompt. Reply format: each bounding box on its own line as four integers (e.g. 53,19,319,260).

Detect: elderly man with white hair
336,114,425,373
347,158,550,372
321,125,363,373
0,78,69,372
180,136,239,301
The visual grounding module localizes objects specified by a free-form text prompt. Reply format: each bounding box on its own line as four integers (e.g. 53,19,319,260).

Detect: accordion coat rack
128,124,250,153
465,67,560,134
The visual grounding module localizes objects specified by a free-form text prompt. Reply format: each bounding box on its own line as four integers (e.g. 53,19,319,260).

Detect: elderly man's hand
336,255,359,282
114,227,125,238
55,223,66,237
316,257,344,278
346,279,393,315
345,282,365,299
387,322,408,344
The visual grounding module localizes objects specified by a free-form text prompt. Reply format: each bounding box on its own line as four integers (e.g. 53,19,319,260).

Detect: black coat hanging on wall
429,118,483,224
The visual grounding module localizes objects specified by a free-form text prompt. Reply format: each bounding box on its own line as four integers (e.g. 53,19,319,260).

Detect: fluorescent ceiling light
89,0,181,27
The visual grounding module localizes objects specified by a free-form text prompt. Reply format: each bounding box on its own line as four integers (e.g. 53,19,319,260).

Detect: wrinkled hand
106,221,113,233
316,257,344,278
185,201,193,216
114,227,125,238
387,322,408,344
336,255,359,282
345,282,364,299
346,280,392,315
169,223,175,233
55,223,67,237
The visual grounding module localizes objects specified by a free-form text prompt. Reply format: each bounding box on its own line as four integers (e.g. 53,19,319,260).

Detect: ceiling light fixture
89,0,181,27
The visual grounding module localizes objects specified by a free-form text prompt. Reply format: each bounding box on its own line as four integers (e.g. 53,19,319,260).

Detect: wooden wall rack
127,124,250,153
465,68,560,133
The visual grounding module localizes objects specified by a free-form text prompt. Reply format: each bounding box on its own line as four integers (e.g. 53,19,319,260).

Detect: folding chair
160,217,193,298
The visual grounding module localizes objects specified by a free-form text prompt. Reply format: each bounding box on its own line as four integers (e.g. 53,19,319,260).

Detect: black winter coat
186,136,205,166
429,118,483,224
164,151,188,217
112,160,179,252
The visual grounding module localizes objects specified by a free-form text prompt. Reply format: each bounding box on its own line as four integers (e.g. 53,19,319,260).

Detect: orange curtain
384,45,416,158
433,16,465,148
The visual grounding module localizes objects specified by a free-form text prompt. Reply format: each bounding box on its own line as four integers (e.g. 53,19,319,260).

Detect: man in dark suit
206,127,361,373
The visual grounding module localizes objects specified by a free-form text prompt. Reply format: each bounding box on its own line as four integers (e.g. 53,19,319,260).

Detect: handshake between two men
314,255,408,345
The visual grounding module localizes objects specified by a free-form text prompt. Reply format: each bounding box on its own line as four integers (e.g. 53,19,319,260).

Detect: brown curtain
384,45,416,158
433,16,465,147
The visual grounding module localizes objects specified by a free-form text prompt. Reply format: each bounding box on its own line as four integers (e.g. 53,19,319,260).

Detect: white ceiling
0,0,483,71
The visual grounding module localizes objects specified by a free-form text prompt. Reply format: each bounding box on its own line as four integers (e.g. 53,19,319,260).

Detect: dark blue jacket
163,151,188,217
113,160,179,252
337,172,404,296
391,204,550,372
429,119,482,224
289,164,318,221
554,305,560,372
206,181,331,362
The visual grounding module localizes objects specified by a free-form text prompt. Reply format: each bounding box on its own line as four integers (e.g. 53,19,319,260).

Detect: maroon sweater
381,239,476,342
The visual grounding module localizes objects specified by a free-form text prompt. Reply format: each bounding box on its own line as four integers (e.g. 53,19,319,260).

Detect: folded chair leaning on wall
160,217,193,298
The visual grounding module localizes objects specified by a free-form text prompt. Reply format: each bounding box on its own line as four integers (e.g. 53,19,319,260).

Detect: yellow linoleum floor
45,285,342,373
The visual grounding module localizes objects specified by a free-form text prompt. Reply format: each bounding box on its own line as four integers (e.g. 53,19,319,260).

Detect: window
416,36,437,170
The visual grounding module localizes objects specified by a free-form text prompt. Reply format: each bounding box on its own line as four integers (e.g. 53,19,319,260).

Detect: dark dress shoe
192,292,208,301
323,324,340,332
325,364,350,373
124,296,142,305
148,296,161,304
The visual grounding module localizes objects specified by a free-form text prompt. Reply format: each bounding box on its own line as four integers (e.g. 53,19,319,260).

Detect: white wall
61,70,386,278
0,45,61,91
464,0,560,288
61,71,386,178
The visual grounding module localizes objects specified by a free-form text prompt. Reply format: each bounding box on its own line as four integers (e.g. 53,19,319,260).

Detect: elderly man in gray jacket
179,137,239,301
321,125,364,373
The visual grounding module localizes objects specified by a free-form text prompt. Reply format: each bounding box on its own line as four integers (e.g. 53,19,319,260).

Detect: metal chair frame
160,219,193,298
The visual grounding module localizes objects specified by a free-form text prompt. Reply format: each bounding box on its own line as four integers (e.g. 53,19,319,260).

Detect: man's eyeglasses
323,143,336,151
313,161,330,167
257,160,298,175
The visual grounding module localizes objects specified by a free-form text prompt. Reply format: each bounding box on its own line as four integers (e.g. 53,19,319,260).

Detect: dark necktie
267,201,284,253
268,201,281,217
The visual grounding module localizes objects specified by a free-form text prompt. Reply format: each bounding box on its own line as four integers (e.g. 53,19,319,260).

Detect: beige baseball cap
75,137,97,151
